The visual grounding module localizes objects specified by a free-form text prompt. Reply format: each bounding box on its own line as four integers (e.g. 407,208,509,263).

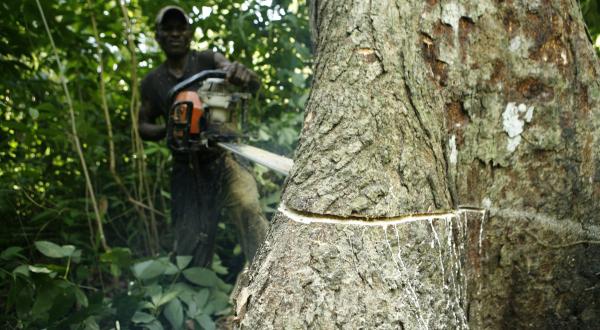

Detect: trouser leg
218,155,269,262
171,156,219,267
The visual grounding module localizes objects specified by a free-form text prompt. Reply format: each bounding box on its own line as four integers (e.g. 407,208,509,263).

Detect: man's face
156,13,192,58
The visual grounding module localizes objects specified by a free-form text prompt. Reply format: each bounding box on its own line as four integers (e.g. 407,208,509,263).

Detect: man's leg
218,155,269,262
171,157,220,267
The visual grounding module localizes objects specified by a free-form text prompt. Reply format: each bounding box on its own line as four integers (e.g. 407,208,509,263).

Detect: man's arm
213,52,261,92
138,96,166,141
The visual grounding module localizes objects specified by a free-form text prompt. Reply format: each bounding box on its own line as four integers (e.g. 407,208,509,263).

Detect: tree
234,0,600,328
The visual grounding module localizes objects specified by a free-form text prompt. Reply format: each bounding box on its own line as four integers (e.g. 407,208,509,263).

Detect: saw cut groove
278,202,486,226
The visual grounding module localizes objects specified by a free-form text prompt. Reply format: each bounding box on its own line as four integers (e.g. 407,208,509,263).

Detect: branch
35,0,110,252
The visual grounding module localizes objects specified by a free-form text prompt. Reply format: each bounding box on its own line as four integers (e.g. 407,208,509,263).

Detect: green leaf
100,247,132,267
131,311,155,324
195,288,210,311
147,284,163,307
82,316,100,330
291,72,305,87
73,286,89,308
163,260,179,275
176,255,193,270
9,277,33,318
28,265,53,274
205,290,230,315
31,281,61,322
177,286,200,315
141,301,155,310
61,244,76,257
211,255,228,275
215,277,233,293
144,320,165,330
1,246,24,260
132,259,166,280
164,298,184,330
34,241,68,258
110,264,121,277
196,314,215,330
185,299,198,317
28,108,39,120
182,267,218,287
13,265,30,277
156,288,180,307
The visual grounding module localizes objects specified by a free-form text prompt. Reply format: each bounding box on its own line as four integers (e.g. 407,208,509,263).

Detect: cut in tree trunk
234,0,600,328
235,208,488,329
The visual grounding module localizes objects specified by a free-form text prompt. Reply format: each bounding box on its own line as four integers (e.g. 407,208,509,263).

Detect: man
138,5,268,267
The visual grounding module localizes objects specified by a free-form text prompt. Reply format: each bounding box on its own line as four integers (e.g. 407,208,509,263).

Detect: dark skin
138,13,260,141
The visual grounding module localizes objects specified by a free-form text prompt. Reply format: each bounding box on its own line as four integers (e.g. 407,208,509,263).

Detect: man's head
155,6,192,58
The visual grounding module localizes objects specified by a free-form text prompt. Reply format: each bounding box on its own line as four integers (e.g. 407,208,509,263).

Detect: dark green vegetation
583,0,600,56
0,0,309,328
0,0,598,329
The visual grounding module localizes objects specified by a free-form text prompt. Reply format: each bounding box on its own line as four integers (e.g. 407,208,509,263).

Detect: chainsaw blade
216,142,294,176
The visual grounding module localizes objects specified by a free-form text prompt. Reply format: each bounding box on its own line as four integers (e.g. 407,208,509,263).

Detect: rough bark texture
235,210,484,329
433,0,600,328
286,0,453,217
235,0,600,328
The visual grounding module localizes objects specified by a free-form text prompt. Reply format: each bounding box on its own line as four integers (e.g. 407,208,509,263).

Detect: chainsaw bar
217,142,294,176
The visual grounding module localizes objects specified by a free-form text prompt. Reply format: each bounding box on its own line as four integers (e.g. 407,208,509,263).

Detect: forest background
0,0,598,329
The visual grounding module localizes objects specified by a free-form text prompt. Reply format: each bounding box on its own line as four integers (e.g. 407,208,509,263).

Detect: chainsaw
166,70,293,176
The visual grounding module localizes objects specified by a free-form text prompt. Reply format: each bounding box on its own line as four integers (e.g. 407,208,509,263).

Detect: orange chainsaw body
172,90,204,136
166,71,246,152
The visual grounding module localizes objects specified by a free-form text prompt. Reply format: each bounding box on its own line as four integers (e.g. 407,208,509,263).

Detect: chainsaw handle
168,70,227,101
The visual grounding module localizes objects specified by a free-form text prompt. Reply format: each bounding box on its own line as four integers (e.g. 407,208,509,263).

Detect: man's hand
225,61,260,92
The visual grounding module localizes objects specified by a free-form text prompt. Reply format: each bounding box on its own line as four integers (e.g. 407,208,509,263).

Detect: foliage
582,0,600,55
3,242,104,329
1,0,310,328
124,254,232,330
2,242,231,329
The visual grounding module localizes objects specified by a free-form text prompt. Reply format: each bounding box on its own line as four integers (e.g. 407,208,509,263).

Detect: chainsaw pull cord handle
167,70,227,102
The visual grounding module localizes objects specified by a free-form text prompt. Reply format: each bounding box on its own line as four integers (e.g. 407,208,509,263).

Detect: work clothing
140,50,268,267
171,152,268,266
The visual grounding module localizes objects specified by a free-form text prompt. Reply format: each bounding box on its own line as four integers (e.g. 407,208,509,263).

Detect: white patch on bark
348,140,363,154
507,35,534,57
527,0,543,11
482,197,492,209
441,3,465,32
502,102,535,152
509,36,522,52
449,135,458,165
506,135,522,152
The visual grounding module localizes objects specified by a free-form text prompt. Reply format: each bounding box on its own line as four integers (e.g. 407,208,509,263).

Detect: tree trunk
446,0,600,328
234,0,600,328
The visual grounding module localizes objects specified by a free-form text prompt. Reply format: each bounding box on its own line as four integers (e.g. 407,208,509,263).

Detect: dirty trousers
171,152,268,267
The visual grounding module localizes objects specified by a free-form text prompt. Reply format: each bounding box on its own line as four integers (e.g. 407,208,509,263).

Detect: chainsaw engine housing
166,72,249,152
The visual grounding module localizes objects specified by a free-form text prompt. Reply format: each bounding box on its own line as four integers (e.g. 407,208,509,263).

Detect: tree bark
234,0,600,328
445,0,600,327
